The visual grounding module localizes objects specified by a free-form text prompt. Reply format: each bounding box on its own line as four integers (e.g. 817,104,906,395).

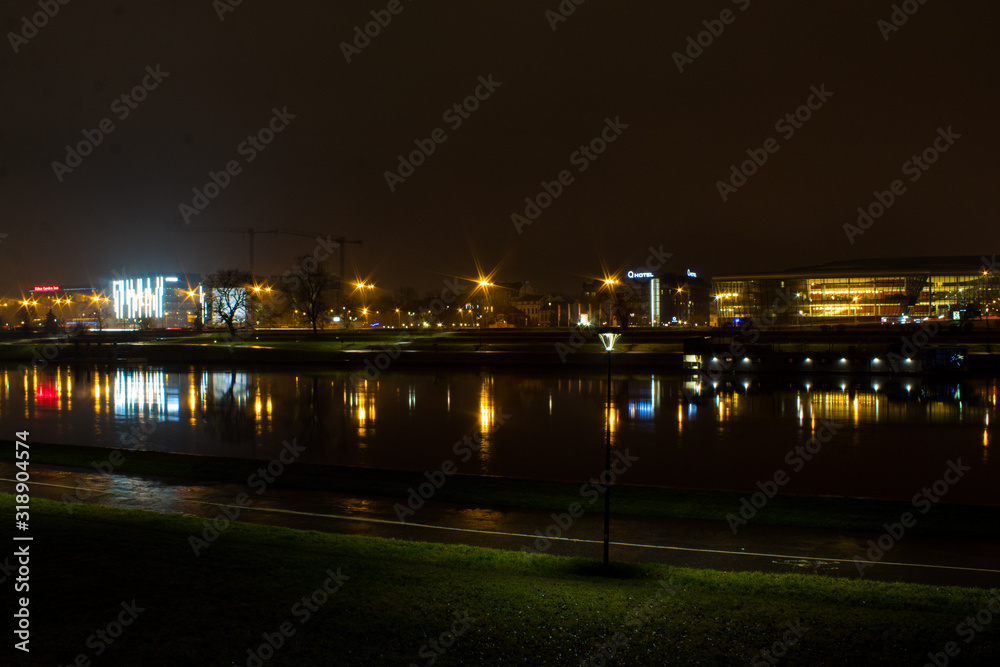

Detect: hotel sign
627,271,654,279
33,285,59,292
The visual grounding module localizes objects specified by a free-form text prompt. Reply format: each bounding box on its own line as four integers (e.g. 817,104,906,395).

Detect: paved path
4,463,999,589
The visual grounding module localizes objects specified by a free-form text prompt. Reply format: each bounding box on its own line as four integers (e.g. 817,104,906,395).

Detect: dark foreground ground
3,493,999,666
3,439,1000,665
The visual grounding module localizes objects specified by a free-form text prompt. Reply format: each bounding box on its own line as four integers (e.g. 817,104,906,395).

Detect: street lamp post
597,326,621,569
478,280,492,346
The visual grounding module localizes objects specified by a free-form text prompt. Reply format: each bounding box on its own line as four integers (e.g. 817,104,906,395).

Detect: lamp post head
598,326,621,352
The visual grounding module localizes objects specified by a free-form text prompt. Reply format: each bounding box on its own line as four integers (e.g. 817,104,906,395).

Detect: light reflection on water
1,363,996,503
478,374,495,466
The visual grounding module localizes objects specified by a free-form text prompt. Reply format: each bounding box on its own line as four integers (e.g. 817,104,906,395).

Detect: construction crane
330,236,364,310
180,227,363,308
182,227,302,275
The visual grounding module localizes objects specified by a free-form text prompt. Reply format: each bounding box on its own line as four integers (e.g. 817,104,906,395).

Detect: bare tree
249,289,283,328
206,269,252,336
92,305,110,332
394,286,419,311
281,256,334,334
607,284,635,329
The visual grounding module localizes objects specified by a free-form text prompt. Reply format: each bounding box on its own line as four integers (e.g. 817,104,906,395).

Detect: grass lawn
4,494,998,666
6,441,1000,540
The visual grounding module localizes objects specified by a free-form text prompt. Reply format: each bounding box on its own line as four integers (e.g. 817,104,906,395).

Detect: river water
2,362,995,504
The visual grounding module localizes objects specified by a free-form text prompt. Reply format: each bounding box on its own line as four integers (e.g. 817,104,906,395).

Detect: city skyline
2,2,997,294
5,4,1000,664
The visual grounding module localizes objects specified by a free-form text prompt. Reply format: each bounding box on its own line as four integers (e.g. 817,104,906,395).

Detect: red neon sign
33,285,60,292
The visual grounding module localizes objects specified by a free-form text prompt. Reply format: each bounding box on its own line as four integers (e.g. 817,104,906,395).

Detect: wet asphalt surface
3,462,999,589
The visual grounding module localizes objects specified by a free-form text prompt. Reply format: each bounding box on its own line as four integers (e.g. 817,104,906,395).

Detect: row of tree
206,260,463,336
205,258,650,336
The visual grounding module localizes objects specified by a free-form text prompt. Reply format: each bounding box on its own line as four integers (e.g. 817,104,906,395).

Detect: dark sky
1,1,997,296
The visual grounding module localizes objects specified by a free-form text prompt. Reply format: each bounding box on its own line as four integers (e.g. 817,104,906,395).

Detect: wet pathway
4,463,999,589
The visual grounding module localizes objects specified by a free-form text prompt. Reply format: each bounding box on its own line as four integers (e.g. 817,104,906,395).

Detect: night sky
1,0,997,295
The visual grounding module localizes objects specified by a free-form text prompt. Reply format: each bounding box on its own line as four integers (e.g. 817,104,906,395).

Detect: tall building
580,268,709,326
110,273,204,328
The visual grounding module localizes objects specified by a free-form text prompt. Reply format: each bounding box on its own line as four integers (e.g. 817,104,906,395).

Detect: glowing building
712,256,999,325
110,274,204,328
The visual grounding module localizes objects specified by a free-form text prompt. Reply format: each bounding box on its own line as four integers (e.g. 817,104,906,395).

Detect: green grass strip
3,494,998,666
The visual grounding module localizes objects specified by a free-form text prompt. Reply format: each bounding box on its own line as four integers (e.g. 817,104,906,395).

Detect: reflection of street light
597,326,621,569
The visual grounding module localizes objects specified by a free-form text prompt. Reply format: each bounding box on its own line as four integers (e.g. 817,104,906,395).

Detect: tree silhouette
282,256,333,335
42,309,60,334
206,269,252,336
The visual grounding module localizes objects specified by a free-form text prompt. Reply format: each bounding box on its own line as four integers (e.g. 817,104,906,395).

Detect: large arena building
711,256,998,325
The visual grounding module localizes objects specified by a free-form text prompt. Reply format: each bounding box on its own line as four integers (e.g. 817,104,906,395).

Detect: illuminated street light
597,326,621,569
600,277,620,326
476,279,494,329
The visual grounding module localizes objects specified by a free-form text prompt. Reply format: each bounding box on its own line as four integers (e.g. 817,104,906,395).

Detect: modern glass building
111,273,204,328
712,256,999,325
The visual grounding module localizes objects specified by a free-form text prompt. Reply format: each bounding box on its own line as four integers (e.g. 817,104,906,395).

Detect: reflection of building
712,257,999,325
114,367,181,420
627,377,661,420
111,273,204,328
697,378,991,430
